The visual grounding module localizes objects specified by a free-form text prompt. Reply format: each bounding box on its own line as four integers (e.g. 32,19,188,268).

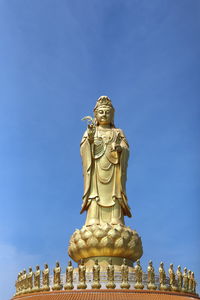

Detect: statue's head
160,262,164,267
29,267,32,272
80,259,84,265
123,258,126,265
68,260,72,266
184,267,187,272
177,265,181,271
149,260,152,266
44,263,48,269
36,265,40,270
56,261,59,267
94,96,115,127
95,259,98,265
170,263,173,269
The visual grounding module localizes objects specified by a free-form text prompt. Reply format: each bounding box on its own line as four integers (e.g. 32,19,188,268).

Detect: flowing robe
80,127,131,226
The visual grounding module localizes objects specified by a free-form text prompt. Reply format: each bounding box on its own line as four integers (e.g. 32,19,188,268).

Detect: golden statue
80,96,131,226
92,259,101,289
182,267,189,292
191,272,196,294
188,270,192,293
106,259,116,289
27,267,33,293
15,273,21,296
176,265,183,291
77,259,87,289
159,262,167,291
68,96,143,265
52,262,63,290
18,271,23,295
134,259,144,289
33,265,41,292
168,264,177,291
147,260,156,290
42,264,50,291
22,269,27,294
120,258,130,289
64,261,74,290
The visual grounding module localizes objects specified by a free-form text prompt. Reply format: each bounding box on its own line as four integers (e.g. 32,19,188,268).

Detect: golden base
83,256,134,267
68,223,143,263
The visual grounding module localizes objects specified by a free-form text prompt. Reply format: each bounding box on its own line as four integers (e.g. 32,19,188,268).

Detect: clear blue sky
0,0,199,299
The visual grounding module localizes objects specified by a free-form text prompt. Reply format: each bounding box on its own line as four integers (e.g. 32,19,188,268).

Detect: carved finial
15,273,20,296
26,267,33,294
176,265,183,291
52,262,63,290
106,259,116,289
159,262,168,291
33,265,41,292
77,259,87,289
41,264,50,291
134,259,144,289
64,260,74,290
168,263,178,291
191,272,197,294
182,267,188,293
120,258,130,289
188,270,192,293
18,271,23,295
92,259,101,289
147,260,157,290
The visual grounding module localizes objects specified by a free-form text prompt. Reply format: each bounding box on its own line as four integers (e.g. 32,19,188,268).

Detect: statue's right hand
87,124,96,143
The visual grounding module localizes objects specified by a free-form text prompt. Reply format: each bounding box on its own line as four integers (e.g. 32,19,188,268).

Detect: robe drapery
80,127,131,226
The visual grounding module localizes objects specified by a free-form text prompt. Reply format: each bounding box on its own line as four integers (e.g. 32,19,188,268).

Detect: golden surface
68,223,142,263
147,261,157,290
159,262,167,291
77,260,87,290
91,259,101,289
33,266,41,292
52,262,63,291
106,259,116,289
64,261,74,290
120,259,130,289
42,264,50,292
169,264,178,292
80,96,131,226
68,95,143,264
134,260,144,290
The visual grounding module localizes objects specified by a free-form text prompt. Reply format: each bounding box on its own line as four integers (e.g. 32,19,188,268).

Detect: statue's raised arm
80,96,131,226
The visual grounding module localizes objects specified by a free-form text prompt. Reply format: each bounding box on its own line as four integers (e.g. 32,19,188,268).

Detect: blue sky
0,0,200,299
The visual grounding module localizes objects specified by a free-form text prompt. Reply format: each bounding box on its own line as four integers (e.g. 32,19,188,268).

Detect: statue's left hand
112,143,122,152
115,145,122,152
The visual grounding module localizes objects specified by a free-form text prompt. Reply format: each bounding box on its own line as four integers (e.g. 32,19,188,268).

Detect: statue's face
95,106,113,125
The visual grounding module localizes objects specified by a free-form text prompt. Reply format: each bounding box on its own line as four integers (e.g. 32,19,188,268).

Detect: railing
14,260,198,297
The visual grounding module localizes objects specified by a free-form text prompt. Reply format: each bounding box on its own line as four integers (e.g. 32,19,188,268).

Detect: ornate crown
94,96,115,111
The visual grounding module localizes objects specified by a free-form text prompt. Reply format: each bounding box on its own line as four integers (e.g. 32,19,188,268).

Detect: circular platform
12,290,199,300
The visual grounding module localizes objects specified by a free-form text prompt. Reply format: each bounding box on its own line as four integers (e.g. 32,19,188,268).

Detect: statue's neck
98,124,111,129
